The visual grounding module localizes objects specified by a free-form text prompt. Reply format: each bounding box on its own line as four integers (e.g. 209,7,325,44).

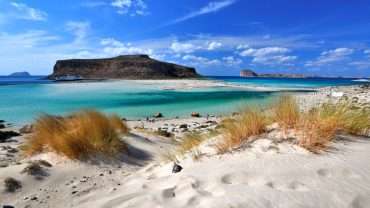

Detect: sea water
0,76,359,124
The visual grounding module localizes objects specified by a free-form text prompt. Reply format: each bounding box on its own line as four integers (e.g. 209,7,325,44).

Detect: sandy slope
71,136,370,208
1,132,370,208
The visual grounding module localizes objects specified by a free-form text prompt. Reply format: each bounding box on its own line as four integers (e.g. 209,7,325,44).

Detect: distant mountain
48,55,200,80
240,69,306,78
8,71,31,77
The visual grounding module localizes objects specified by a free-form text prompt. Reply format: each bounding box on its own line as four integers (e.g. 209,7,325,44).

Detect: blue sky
0,0,370,77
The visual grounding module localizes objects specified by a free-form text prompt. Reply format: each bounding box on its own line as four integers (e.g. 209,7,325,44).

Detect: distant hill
240,69,306,78
8,71,31,77
48,55,200,80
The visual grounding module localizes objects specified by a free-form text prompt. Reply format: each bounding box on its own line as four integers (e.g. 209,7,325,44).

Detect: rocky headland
48,55,200,80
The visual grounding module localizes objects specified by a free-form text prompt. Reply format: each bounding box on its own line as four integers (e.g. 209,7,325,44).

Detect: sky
0,0,370,77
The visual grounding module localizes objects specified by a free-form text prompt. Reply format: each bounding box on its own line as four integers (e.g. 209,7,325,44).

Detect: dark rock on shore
48,55,200,80
4,177,22,192
191,112,201,117
0,131,21,143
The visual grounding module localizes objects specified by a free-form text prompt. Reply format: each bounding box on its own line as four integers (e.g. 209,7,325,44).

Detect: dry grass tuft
177,132,205,155
216,96,369,154
299,102,370,152
22,110,129,160
217,108,267,153
273,95,300,129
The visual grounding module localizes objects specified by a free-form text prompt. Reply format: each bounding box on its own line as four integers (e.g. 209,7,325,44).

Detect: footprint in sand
187,196,201,206
287,181,309,191
220,172,249,185
317,168,332,178
350,195,370,208
162,186,176,198
272,181,309,192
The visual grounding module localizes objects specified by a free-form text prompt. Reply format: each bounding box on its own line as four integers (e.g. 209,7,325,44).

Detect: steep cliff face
48,55,200,80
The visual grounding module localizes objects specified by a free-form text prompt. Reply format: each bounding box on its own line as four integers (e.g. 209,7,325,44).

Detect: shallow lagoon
0,77,359,124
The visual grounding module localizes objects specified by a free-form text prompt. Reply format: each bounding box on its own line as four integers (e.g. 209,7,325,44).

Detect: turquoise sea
0,76,360,125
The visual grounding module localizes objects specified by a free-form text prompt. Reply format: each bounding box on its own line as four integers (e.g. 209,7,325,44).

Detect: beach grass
299,102,370,152
272,95,300,129
215,95,370,154
217,108,267,153
22,110,129,160
177,132,205,155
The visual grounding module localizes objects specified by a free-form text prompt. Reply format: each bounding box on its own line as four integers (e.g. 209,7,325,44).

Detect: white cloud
101,38,153,56
305,48,354,67
10,2,47,21
170,41,223,53
111,0,148,16
166,0,236,26
182,55,221,66
239,46,296,65
364,49,370,56
66,21,90,43
207,41,222,50
222,56,242,66
170,42,199,53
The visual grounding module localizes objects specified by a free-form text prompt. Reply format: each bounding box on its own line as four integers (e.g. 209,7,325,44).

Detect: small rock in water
172,163,183,173
154,113,163,118
191,112,201,117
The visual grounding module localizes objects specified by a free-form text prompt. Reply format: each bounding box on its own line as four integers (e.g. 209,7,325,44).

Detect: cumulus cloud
305,48,354,67
182,55,221,66
10,2,47,21
222,56,242,66
101,38,153,56
239,46,296,65
207,41,222,50
165,0,236,26
170,42,199,53
170,41,223,53
111,0,148,16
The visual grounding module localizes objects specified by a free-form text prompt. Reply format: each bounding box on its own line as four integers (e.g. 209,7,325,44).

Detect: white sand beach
1,84,370,208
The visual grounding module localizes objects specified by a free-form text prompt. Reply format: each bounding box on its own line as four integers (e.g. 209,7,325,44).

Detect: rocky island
48,55,200,80
240,69,306,78
8,72,31,77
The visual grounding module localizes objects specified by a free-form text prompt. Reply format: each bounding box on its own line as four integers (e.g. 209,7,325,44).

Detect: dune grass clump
177,132,205,155
299,102,370,152
217,108,267,153
22,110,129,160
273,95,300,129
216,95,370,154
